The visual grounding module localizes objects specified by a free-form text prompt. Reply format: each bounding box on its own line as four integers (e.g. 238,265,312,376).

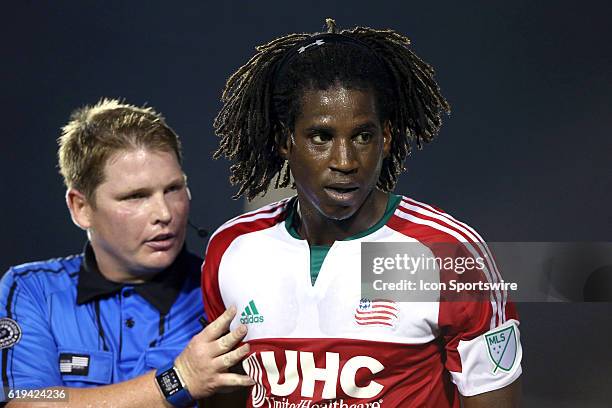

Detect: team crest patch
354,298,399,328
0,317,22,349
485,323,518,373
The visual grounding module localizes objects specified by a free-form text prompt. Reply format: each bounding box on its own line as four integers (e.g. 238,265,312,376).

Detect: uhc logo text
243,350,384,406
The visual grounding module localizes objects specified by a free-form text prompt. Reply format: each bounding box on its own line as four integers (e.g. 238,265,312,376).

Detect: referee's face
82,148,189,282
281,85,391,222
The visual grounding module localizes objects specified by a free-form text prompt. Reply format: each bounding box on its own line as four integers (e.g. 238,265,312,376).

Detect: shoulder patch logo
485,323,518,373
240,300,264,324
0,317,22,349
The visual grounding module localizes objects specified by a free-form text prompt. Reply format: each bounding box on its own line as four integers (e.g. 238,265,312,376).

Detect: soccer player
204,20,522,407
0,99,253,407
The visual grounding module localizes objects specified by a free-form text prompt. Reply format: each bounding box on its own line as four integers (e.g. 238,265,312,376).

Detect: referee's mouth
145,233,176,251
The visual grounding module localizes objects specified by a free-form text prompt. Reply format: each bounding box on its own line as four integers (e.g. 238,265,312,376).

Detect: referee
0,99,253,407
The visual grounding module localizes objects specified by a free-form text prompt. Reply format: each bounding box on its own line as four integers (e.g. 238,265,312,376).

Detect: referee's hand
173,306,255,399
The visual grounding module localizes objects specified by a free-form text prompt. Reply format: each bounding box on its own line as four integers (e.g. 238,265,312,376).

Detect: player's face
282,85,390,221
85,148,189,281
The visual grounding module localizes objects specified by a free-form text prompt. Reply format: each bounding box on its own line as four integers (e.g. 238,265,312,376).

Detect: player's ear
382,120,392,159
278,126,293,160
66,188,93,230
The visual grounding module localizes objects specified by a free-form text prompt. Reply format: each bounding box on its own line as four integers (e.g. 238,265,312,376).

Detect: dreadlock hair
214,18,450,200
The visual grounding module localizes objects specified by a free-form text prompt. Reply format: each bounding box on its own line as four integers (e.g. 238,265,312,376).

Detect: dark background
1,1,610,406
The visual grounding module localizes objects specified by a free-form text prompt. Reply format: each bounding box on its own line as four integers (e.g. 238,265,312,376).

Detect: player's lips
145,233,176,251
323,183,360,203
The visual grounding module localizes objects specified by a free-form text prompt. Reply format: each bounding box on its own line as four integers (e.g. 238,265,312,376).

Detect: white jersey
202,195,522,407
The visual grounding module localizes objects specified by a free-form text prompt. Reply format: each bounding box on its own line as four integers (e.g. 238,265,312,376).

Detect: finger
215,372,256,389
212,324,248,357
214,343,251,370
201,305,237,342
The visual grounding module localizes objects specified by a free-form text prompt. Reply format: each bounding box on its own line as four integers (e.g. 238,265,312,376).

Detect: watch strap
155,361,195,407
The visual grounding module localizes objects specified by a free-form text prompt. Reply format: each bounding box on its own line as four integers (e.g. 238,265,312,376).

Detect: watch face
157,368,182,397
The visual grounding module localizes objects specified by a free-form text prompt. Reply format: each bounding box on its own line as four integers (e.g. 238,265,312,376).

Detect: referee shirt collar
76,242,188,315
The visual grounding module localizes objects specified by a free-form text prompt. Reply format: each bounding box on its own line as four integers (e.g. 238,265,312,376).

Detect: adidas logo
240,300,264,324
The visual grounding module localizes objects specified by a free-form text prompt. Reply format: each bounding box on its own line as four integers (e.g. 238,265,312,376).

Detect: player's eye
310,133,332,145
354,132,373,144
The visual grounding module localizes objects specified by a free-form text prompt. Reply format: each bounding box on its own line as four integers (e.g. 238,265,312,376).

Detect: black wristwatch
155,361,195,407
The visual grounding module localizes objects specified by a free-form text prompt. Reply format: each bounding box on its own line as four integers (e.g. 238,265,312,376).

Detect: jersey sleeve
201,199,292,325
438,241,522,396
201,236,227,323
0,268,62,399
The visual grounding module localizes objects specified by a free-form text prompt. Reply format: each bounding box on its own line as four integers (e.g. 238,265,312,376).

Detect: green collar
285,193,402,243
